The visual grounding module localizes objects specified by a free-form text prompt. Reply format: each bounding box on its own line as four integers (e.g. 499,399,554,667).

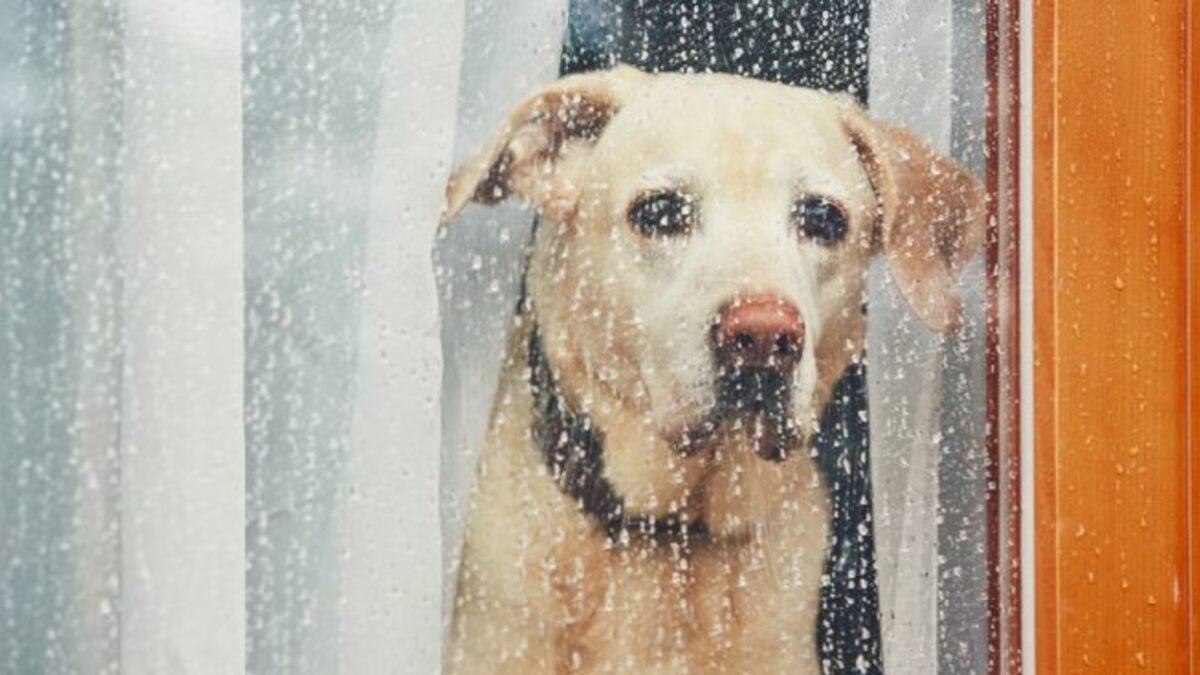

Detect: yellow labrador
440,66,983,674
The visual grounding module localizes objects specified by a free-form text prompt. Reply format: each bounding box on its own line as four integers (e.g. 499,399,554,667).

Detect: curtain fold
65,2,123,672
1,2,84,671
241,2,397,670
118,1,245,671
338,1,463,671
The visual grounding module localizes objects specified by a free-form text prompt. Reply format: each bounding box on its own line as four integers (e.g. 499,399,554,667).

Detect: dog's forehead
594,73,863,196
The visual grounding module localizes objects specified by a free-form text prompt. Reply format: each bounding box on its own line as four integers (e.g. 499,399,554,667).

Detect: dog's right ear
839,101,987,333
441,66,647,228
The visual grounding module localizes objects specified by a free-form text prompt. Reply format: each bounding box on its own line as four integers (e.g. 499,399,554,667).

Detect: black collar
527,323,708,544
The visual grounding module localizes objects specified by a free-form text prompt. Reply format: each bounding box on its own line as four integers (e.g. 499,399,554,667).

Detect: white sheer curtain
118,1,245,671
338,1,463,672
113,2,457,670
8,0,246,671
867,1,954,671
869,2,988,672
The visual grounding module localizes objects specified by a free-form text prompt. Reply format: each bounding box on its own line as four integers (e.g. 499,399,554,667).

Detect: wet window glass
1,1,1019,672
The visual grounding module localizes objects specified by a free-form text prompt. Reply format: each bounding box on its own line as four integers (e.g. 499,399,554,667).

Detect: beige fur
440,66,984,674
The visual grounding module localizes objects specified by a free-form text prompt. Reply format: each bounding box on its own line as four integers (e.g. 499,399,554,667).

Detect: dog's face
444,67,983,535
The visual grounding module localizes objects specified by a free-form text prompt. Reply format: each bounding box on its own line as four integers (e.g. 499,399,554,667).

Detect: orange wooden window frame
1033,0,1199,672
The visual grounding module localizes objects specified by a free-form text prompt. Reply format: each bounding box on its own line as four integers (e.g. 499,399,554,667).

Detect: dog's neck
526,321,709,545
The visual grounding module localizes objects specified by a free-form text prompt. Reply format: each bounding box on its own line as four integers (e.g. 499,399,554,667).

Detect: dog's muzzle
709,295,805,461
717,367,791,414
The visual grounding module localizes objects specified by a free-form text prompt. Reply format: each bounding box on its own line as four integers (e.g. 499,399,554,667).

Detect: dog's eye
792,197,848,245
628,191,695,238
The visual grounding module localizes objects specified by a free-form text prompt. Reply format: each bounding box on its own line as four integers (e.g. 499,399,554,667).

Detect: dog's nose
712,295,805,371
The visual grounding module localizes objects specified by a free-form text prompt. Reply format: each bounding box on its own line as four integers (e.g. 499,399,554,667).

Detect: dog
439,66,984,674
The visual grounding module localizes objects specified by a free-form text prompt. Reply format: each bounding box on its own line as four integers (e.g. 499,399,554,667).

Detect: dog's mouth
671,367,804,462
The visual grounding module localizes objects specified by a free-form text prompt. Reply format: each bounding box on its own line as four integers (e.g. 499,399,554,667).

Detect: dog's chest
548,537,822,674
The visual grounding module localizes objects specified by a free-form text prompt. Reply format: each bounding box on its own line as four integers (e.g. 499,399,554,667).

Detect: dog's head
443,67,984,535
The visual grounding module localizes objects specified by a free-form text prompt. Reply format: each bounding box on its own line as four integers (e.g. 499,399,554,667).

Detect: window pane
437,1,1015,672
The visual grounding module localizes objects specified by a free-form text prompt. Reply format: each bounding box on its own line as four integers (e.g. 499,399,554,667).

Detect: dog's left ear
840,103,987,333
441,66,648,227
